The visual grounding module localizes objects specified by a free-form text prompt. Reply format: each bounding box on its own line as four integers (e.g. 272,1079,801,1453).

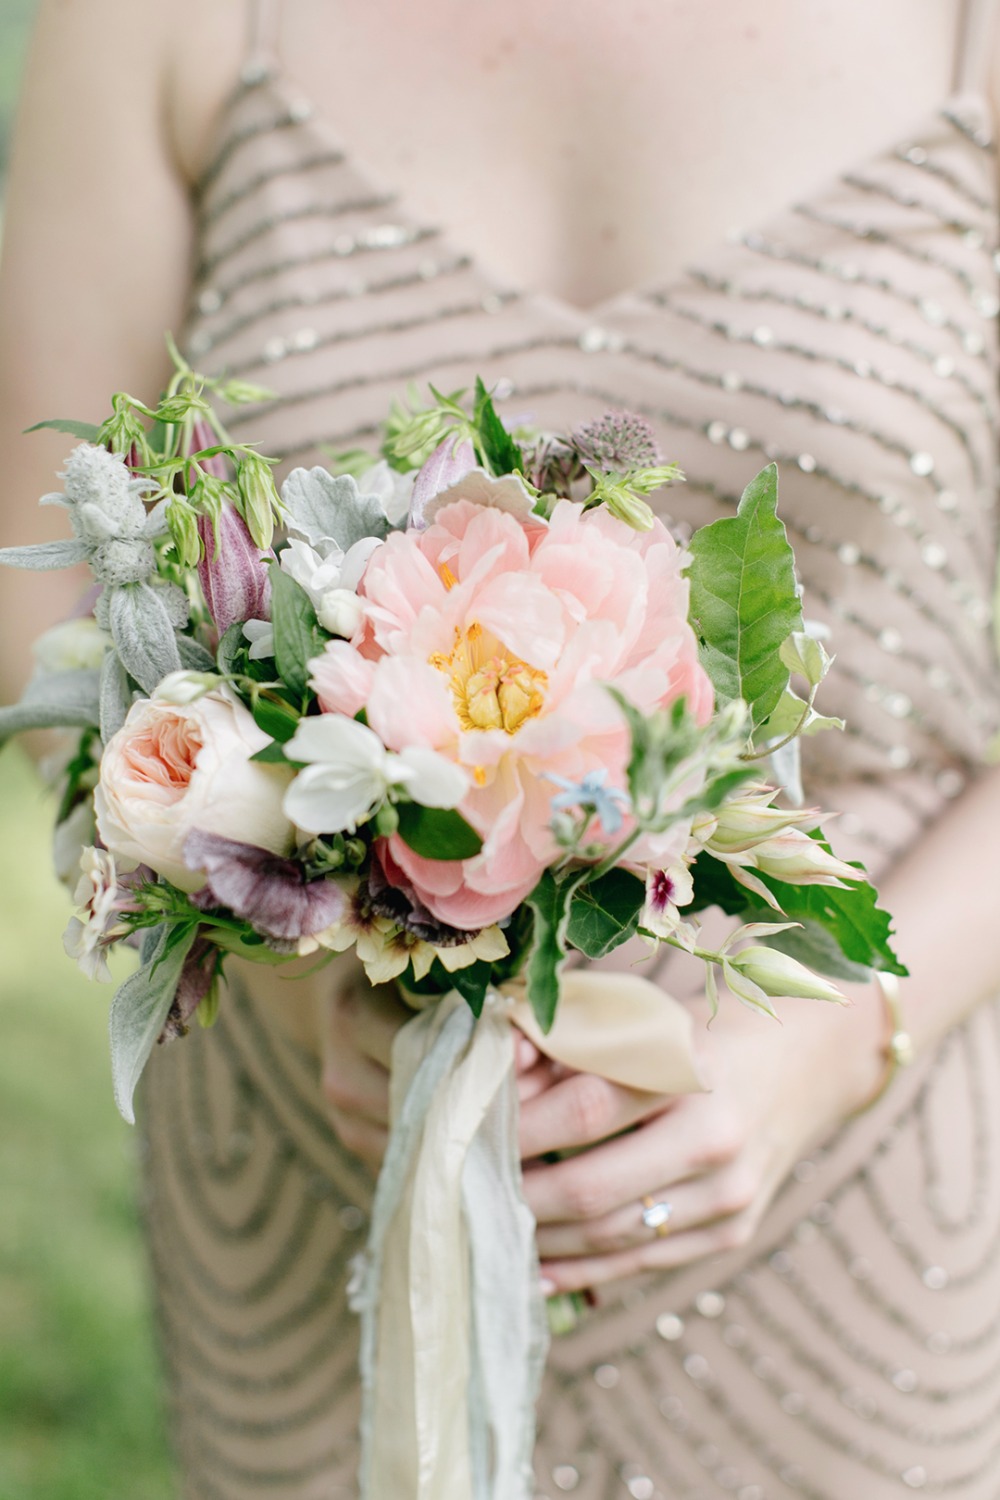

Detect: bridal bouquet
0,350,904,1500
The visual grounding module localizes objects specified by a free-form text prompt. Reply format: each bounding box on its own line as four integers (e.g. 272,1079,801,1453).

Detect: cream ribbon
351,971,706,1500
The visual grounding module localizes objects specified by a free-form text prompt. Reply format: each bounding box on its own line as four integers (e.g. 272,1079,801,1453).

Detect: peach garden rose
95,679,296,892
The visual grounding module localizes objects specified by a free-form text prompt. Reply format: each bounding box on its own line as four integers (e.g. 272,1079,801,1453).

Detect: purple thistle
572,410,661,472
185,830,346,941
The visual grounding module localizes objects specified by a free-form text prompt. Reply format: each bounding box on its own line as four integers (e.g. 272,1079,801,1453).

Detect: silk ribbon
351,970,706,1499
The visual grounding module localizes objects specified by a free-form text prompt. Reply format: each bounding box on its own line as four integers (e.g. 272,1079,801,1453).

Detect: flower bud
316,587,365,638
592,478,656,531
166,497,201,569
728,945,845,1003
156,670,222,706
214,378,277,407
188,417,229,481
236,452,283,550
197,503,272,635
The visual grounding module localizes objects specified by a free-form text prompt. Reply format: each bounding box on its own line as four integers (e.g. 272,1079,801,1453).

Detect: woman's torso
144,4,1000,1496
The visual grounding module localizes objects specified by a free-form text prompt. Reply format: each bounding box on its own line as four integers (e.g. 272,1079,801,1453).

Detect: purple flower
197,502,272,635
407,436,477,530
184,829,346,941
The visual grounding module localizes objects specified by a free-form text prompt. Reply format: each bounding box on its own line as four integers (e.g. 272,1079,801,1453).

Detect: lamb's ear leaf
0,667,102,744
25,418,102,441
108,583,183,694
99,650,134,742
109,924,198,1124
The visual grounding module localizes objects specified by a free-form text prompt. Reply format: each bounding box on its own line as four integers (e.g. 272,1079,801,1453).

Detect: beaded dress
144,1,1000,1494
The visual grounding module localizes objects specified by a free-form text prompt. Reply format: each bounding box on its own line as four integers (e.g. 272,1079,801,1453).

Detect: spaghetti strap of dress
954,0,1000,94
243,0,284,77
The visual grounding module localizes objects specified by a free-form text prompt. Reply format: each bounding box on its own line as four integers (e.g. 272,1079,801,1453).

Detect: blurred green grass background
0,4,175,1495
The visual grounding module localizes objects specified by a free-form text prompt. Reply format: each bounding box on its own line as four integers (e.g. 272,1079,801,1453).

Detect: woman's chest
180,0,964,309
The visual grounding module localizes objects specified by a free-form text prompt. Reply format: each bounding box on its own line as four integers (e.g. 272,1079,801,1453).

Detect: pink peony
309,491,713,928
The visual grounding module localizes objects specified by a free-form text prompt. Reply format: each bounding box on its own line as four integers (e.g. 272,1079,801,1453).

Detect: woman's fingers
518,1070,671,1160
533,1156,760,1259
539,1207,760,1293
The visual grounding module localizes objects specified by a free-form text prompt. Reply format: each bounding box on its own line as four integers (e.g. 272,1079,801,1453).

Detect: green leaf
268,561,327,701
0,667,101,744
251,696,300,743
567,868,645,959
280,468,388,550
472,377,523,476
523,869,572,1032
448,960,492,1017
109,924,198,1124
395,801,483,860
217,622,247,679
249,740,303,765
686,464,803,728
99,650,134,742
24,417,102,442
0,538,91,571
687,849,907,978
108,582,182,694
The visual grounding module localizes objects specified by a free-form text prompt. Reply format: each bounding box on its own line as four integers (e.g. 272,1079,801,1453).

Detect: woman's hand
320,974,546,1172
520,981,886,1294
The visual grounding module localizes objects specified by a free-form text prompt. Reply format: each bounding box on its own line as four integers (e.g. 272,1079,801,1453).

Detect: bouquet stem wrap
351,973,706,1499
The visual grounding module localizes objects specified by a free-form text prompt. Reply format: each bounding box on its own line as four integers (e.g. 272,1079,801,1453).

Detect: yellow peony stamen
429,622,547,735
439,562,458,591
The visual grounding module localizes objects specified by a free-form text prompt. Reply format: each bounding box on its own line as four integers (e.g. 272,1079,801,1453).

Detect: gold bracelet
852,972,914,1116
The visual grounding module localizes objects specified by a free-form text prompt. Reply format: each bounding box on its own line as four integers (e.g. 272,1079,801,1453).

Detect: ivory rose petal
95,689,295,892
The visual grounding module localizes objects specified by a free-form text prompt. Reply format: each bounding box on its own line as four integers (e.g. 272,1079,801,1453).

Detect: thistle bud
197,502,272,634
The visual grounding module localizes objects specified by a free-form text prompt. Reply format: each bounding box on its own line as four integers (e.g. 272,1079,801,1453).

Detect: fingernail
539,1277,557,1297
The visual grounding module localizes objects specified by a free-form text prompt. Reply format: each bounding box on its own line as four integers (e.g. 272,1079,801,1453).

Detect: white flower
279,535,381,637
243,618,275,660
32,617,111,675
283,714,469,834
62,845,134,981
357,459,415,526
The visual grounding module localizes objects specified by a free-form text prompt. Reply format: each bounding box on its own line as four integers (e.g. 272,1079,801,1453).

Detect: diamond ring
641,1196,674,1238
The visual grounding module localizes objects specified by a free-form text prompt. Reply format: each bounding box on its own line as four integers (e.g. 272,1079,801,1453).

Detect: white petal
394,746,469,808
286,713,386,770
283,762,383,834
339,535,383,592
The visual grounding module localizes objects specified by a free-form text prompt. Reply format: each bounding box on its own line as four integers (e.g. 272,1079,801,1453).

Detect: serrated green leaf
759,687,844,742
473,377,523,476
687,848,907,978
395,801,483,860
567,868,645,959
24,417,102,442
687,464,803,728
268,561,327,701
